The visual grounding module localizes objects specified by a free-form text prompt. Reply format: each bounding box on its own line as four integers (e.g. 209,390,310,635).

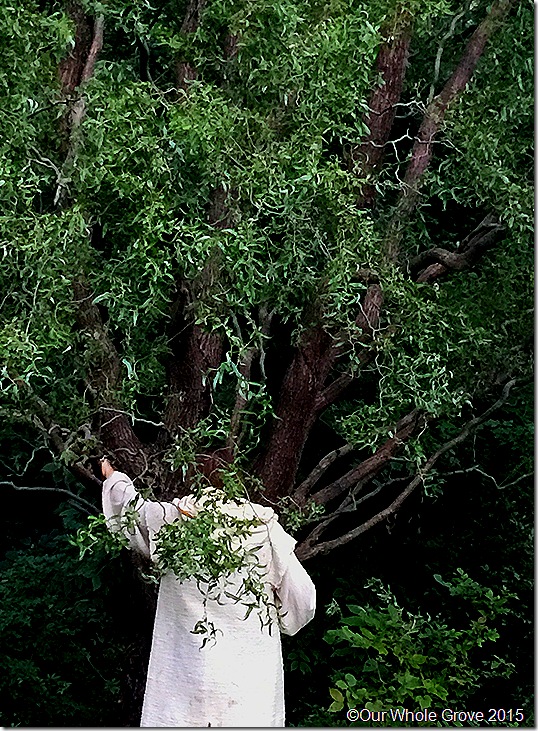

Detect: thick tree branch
351,8,412,208
411,213,505,283
58,2,94,94
385,0,513,261
253,326,337,501
293,443,355,505
175,0,207,90
315,283,383,412
297,379,517,560
307,409,425,507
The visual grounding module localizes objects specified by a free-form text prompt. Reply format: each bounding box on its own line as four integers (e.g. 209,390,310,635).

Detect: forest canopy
0,0,533,725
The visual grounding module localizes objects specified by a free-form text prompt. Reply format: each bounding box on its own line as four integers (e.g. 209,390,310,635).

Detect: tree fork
296,379,518,560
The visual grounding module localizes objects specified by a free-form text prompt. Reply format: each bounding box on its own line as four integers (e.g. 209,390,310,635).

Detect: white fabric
102,471,316,727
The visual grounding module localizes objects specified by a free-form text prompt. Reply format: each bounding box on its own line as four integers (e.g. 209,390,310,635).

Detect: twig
1,481,98,514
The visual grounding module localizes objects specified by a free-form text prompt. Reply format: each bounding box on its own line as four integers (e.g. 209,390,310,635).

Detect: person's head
99,455,116,479
89,453,118,480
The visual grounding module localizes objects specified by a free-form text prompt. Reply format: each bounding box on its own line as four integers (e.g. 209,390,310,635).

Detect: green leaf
329,687,344,703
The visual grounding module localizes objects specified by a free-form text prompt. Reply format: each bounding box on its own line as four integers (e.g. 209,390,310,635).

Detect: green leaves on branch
325,575,515,717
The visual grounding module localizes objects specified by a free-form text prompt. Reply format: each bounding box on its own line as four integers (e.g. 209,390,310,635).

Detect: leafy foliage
0,529,128,726
325,574,515,716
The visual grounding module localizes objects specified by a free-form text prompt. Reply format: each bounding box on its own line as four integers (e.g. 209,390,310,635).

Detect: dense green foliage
0,526,127,726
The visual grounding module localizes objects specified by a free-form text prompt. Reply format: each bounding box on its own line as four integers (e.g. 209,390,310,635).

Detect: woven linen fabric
102,471,316,727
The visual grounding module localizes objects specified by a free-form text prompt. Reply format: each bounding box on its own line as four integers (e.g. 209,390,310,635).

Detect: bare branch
297,378,518,560
293,443,355,505
1,481,98,514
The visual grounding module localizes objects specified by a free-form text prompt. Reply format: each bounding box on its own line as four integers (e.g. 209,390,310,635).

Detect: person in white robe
100,459,316,728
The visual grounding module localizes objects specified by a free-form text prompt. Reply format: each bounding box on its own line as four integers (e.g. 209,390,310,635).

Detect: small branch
2,480,98,514
100,406,165,429
297,378,518,560
436,465,533,491
427,2,471,105
293,444,355,504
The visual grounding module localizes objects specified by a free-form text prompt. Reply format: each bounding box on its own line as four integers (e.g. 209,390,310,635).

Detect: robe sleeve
102,471,193,560
266,517,316,636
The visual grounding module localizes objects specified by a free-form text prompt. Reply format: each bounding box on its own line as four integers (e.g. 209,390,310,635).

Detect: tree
0,0,532,719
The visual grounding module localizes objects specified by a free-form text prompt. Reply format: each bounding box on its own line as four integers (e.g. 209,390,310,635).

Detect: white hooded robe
102,471,316,728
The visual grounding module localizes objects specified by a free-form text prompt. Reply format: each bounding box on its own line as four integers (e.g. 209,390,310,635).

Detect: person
99,457,316,727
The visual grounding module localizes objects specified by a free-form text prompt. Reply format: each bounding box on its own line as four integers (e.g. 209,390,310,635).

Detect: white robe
102,471,316,728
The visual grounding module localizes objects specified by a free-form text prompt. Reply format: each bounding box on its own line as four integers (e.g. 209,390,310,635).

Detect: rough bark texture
58,2,94,94
253,326,337,501
351,10,412,208
386,0,513,261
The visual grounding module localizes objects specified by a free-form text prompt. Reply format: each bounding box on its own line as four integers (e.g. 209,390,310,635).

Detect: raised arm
101,462,194,559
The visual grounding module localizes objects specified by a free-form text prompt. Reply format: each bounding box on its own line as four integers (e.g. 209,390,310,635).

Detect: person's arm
275,552,316,636
101,467,195,558
266,517,316,635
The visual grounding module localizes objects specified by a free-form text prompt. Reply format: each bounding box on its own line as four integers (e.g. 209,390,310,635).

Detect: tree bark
253,326,337,501
385,0,513,262
351,8,412,208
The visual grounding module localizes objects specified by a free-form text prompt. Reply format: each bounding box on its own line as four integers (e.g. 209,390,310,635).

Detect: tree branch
297,378,517,560
293,443,355,505
411,213,505,283
176,0,207,90
351,7,413,208
308,409,425,507
2,481,98,514
315,283,384,412
253,326,338,501
385,0,514,261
